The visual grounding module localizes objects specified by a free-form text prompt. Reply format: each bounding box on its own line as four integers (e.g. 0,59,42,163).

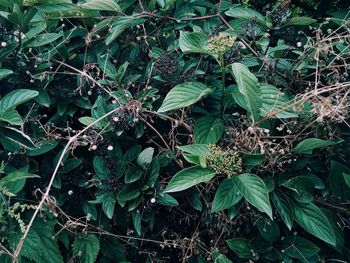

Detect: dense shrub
0,0,350,262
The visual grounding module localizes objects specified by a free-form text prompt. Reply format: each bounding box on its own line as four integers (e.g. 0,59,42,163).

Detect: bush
0,0,350,262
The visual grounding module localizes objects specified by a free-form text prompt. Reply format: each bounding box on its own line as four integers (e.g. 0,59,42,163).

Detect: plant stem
220,54,225,118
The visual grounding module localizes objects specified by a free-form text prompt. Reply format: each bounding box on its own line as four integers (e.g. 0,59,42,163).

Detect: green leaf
294,138,342,154
344,173,350,187
329,161,350,199
164,166,216,193
157,193,179,207
102,195,116,219
225,7,270,27
136,147,154,169
292,202,336,246
271,192,293,230
0,69,13,80
0,89,38,113
78,116,106,130
10,220,63,263
24,33,61,47
284,17,317,26
211,178,242,213
0,109,23,125
226,238,253,259
81,0,121,12
158,82,213,113
232,173,272,219
260,84,298,118
257,218,280,242
194,116,224,144
118,184,141,201
26,140,59,156
281,236,320,260
178,31,208,54
106,16,144,45
231,63,261,122
73,234,100,263
177,144,209,156
0,166,39,194
211,250,233,263
0,126,36,149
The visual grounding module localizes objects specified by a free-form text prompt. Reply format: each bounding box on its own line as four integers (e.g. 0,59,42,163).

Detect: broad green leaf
225,7,270,27
106,16,144,45
78,116,106,130
329,161,350,199
0,109,22,125
0,166,39,194
24,33,61,47
73,234,100,263
118,184,141,201
260,84,298,118
292,202,336,246
284,17,317,26
231,63,261,122
179,31,208,54
157,193,179,206
226,238,253,259
211,178,242,213
294,138,342,154
271,192,293,230
82,0,121,12
125,166,143,183
10,220,63,263
344,173,350,187
0,69,13,80
322,209,344,251
136,147,154,169
211,250,233,263
232,173,272,219
0,126,36,149
164,166,216,193
281,236,320,260
194,116,224,144
177,144,209,156
158,82,213,113
0,89,38,113
27,140,59,156
257,218,280,242
102,195,116,219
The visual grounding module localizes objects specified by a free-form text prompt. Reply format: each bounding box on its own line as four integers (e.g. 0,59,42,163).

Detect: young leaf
157,82,213,113
164,166,216,193
292,201,336,246
177,144,209,156
73,234,100,263
231,63,261,122
194,116,224,144
294,138,342,154
256,218,280,242
232,173,272,219
136,147,154,169
24,33,61,48
211,178,242,213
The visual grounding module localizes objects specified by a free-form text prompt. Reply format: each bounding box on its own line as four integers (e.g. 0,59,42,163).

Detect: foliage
0,0,350,262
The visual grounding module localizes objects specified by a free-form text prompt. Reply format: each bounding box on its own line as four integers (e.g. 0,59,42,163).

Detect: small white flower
1,42,7,47
113,116,119,122
296,42,302,47
107,145,113,151
150,197,156,203
91,145,97,150
68,190,73,195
